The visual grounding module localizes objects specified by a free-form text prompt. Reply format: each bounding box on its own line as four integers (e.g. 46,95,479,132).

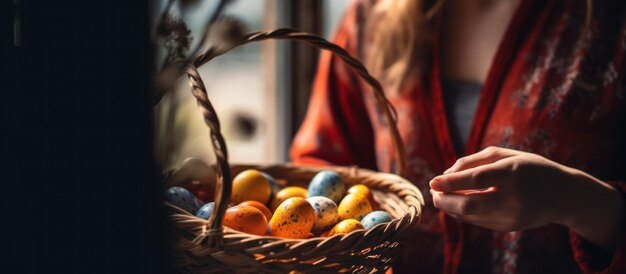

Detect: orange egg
231,170,271,205
347,184,377,209
239,200,273,221
327,219,364,236
269,197,316,239
223,205,268,236
338,193,373,221
270,186,308,211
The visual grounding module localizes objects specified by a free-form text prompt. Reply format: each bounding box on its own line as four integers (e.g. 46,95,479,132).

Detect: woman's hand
430,146,623,250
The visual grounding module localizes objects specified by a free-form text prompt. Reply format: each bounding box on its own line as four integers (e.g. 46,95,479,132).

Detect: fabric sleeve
570,181,626,273
289,1,377,170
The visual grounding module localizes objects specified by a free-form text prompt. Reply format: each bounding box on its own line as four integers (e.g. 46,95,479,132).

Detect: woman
290,0,626,273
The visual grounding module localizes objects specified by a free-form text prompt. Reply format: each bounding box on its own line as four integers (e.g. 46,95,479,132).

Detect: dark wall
1,1,164,273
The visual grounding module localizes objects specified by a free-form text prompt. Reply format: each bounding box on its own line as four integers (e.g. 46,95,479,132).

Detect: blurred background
153,0,351,170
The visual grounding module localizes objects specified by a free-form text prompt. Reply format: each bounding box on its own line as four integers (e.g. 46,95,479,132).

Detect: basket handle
185,28,407,248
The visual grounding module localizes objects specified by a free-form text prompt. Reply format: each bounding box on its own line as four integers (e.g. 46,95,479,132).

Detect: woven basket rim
165,163,423,246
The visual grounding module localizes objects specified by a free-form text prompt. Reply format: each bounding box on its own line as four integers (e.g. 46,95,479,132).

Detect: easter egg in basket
195,202,215,219
186,180,215,203
307,170,346,204
361,210,393,229
239,200,272,221
306,196,339,233
328,219,364,236
338,192,373,221
164,186,202,214
231,169,272,204
269,197,316,239
223,205,268,236
270,186,307,211
260,171,281,203
347,183,377,208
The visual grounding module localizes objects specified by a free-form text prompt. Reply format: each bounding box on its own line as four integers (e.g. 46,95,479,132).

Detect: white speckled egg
164,186,202,214
361,210,393,229
306,196,339,233
307,170,346,204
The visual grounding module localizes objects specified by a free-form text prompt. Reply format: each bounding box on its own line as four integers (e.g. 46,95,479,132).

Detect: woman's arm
560,168,624,250
429,146,624,250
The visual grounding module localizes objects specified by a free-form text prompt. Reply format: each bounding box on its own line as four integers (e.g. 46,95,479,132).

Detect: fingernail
430,179,445,192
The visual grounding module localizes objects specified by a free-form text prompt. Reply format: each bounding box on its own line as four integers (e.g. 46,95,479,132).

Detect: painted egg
270,186,307,211
327,219,364,236
195,202,215,219
239,200,273,221
347,184,376,206
269,197,316,239
338,193,373,221
307,170,346,204
361,210,393,230
231,169,271,205
164,186,202,214
186,180,215,203
306,196,339,233
223,205,268,236
261,172,281,204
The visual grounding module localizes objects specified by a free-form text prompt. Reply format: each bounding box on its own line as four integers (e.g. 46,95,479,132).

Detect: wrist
557,168,623,250
552,167,585,228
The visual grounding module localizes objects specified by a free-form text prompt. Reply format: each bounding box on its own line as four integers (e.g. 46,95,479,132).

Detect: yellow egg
269,197,316,239
347,184,377,208
270,186,307,211
347,184,371,198
231,170,271,205
327,219,364,236
223,205,268,236
338,193,373,221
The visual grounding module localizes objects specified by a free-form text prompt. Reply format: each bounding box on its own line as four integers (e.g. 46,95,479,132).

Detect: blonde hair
365,0,592,95
365,0,445,95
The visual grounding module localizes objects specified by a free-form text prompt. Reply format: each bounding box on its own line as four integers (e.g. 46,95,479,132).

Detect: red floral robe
290,0,626,273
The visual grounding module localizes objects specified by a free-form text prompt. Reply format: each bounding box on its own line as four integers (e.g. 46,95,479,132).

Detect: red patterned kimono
290,0,626,273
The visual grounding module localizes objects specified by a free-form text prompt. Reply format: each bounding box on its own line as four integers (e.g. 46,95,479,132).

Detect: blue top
441,79,483,156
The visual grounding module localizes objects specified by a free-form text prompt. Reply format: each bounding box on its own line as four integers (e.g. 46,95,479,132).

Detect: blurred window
154,0,351,169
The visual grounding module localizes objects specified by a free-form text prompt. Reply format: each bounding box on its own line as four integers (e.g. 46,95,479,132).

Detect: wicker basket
164,29,424,273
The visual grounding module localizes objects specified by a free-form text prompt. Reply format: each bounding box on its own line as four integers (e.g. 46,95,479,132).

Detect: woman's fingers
444,146,518,174
430,160,510,192
431,189,501,216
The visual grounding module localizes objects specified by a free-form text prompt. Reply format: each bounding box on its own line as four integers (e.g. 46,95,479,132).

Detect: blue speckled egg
195,202,215,219
361,211,393,230
164,186,202,214
307,170,345,204
306,196,339,233
261,172,281,204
